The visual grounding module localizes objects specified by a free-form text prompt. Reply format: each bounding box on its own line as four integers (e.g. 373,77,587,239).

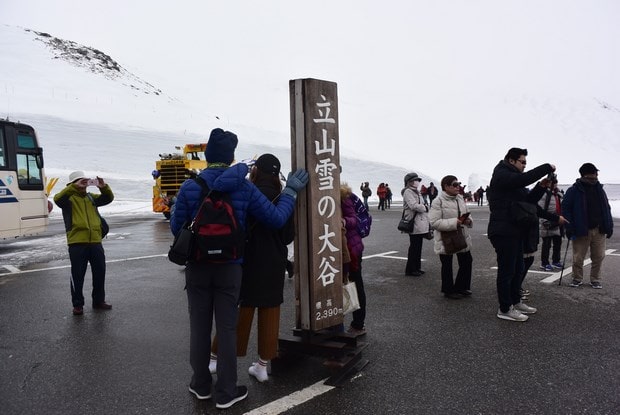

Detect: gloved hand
282,169,309,199
607,229,613,239
565,230,575,241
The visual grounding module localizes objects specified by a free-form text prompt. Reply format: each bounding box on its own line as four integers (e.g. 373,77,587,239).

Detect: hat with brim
67,171,87,185
404,172,422,185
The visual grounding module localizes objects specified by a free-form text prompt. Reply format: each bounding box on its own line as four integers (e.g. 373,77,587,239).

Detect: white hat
67,171,87,185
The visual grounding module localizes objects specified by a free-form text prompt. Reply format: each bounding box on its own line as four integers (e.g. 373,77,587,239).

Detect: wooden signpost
278,78,367,386
290,78,343,331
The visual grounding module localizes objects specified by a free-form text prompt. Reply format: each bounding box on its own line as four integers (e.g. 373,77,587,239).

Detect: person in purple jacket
170,128,308,409
340,183,367,336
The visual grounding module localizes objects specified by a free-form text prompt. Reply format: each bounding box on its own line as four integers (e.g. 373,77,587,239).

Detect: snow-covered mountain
1,23,619,217
0,25,421,214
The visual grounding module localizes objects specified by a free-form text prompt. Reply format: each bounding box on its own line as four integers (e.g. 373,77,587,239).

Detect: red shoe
72,306,84,315
93,302,112,310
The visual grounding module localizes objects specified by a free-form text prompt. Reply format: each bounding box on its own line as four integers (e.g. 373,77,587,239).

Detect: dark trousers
489,236,524,313
405,234,424,274
378,198,385,210
350,258,366,330
541,235,562,265
68,243,106,307
186,262,242,404
439,251,472,294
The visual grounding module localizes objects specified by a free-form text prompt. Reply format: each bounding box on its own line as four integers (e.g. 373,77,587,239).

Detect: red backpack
191,177,245,263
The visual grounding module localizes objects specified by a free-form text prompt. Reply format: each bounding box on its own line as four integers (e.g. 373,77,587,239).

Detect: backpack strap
543,190,552,212
190,177,214,226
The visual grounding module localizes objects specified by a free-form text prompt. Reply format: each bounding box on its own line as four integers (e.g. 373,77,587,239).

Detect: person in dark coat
487,147,565,322
562,163,614,288
211,154,294,383
170,130,308,408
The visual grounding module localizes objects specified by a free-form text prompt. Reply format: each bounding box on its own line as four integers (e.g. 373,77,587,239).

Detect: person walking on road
54,171,114,316
487,148,563,322
562,163,614,289
401,172,430,277
170,129,308,409
429,175,473,299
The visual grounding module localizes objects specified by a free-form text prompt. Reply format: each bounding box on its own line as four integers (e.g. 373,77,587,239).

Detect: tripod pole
558,238,571,286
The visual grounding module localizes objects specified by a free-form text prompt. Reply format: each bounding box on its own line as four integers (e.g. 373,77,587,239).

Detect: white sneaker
497,306,529,322
209,359,217,374
248,362,269,382
514,302,537,314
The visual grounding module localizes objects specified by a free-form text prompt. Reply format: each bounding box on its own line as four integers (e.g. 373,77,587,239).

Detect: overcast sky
2,0,619,182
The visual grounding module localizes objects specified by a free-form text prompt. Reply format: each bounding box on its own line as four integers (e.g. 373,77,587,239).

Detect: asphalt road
1,206,619,415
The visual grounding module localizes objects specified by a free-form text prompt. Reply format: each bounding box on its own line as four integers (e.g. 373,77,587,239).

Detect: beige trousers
571,228,607,283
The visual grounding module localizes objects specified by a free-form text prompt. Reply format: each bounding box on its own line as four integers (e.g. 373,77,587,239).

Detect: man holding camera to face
487,148,567,322
54,171,114,316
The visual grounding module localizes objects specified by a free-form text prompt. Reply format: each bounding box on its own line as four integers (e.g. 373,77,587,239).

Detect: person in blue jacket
562,163,614,289
171,128,308,409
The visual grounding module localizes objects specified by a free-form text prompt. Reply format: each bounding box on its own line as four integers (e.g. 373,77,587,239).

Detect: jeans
68,243,106,307
541,235,562,265
489,235,524,313
439,251,472,294
350,258,366,330
186,262,242,403
405,234,424,274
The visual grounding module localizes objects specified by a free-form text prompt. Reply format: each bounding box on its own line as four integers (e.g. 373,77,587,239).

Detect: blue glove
282,169,309,199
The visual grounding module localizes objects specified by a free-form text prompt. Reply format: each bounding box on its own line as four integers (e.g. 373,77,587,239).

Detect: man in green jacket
54,171,114,315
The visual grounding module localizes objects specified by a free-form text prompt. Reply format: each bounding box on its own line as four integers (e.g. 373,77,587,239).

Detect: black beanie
255,153,281,176
205,128,238,165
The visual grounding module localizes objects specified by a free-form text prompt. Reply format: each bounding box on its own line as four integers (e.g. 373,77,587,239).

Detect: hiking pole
558,238,571,286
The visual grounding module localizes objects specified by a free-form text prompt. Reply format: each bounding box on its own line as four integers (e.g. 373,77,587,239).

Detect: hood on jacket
199,163,249,192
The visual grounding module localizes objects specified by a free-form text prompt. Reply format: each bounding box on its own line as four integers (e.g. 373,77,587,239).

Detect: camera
546,172,557,181
86,179,98,187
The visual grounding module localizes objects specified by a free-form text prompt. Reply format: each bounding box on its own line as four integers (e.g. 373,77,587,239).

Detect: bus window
16,133,44,188
17,154,43,186
17,133,37,149
0,128,5,167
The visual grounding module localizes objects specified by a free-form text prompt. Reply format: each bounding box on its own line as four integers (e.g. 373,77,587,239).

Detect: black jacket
240,177,295,307
487,160,554,238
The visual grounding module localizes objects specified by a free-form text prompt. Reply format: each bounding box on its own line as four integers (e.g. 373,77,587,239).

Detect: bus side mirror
36,148,44,169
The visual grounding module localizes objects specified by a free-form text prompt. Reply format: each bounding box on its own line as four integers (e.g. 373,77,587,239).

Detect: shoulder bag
440,200,467,254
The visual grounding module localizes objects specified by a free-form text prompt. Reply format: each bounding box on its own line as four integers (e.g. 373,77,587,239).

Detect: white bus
0,119,49,239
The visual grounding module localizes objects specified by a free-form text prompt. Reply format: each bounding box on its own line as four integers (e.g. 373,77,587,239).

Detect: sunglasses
516,159,527,165
451,182,461,187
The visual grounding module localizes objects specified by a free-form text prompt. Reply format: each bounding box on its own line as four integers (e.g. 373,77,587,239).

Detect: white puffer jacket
428,192,472,254
402,186,430,235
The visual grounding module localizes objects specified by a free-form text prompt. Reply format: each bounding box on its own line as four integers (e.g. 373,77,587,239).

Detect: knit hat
67,171,87,185
255,153,281,176
205,128,238,165
578,162,598,176
404,172,422,185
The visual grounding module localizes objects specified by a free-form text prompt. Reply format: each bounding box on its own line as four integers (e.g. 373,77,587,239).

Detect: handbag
441,227,467,254
168,222,194,265
342,277,360,315
398,209,416,233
